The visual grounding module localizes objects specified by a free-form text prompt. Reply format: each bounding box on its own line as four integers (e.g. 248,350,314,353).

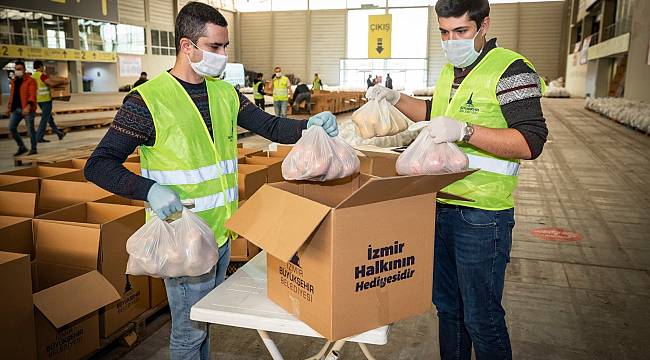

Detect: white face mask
14,70,24,77
441,27,483,68
187,40,227,78
275,72,282,78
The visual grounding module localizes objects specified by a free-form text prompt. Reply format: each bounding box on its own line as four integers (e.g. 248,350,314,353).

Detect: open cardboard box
238,164,267,200
237,147,264,158
2,166,78,180
0,190,37,217
38,179,111,215
95,194,146,208
0,216,33,259
0,174,39,194
34,202,149,338
239,156,284,183
43,160,141,178
227,171,473,340
0,251,37,360
149,277,167,309
356,149,400,177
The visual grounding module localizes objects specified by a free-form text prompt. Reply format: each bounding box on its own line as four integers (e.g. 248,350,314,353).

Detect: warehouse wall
309,10,346,86
624,0,650,103
239,12,273,77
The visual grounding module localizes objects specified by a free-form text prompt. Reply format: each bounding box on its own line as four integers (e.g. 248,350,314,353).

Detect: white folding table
190,252,390,360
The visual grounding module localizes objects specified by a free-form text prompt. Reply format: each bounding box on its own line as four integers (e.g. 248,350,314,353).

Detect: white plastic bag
351,99,410,139
282,126,360,181
126,208,219,278
396,124,469,175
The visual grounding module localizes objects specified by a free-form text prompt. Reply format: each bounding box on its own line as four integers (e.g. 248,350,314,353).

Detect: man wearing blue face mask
367,1,548,359
83,3,337,359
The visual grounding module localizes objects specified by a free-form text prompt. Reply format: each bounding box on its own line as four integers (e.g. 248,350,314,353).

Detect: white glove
365,85,400,105
427,116,467,144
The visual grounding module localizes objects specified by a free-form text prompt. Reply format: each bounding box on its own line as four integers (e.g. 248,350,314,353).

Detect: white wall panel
488,3,519,51
427,7,446,86
119,0,146,26
272,11,308,82
149,0,176,30
519,1,565,79
221,10,237,62
239,12,273,75
309,10,346,85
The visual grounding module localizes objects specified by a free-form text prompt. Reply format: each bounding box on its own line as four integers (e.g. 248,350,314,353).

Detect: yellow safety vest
137,72,240,247
32,71,51,103
431,48,545,211
253,81,264,100
273,76,289,101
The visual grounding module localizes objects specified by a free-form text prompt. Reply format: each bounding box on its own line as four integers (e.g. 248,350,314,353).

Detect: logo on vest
459,93,479,114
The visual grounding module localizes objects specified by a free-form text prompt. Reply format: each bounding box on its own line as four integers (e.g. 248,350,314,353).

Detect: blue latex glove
146,183,183,220
307,111,339,137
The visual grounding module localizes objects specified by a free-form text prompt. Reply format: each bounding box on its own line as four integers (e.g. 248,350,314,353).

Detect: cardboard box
38,179,111,214
32,266,120,360
2,166,78,180
50,82,71,101
41,159,87,169
34,202,149,337
95,194,145,208
238,164,267,199
46,169,86,182
238,147,264,157
240,156,284,183
357,149,400,177
0,251,37,360
0,174,39,194
43,160,141,178
0,216,33,259
227,172,472,340
149,277,167,308
0,190,37,217
230,236,260,262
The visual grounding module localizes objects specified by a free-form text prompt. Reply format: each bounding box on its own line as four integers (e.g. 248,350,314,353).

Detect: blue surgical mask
441,28,483,68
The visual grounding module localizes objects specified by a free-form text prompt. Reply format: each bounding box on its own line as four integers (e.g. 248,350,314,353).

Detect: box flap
0,191,36,217
0,175,39,194
225,185,330,263
33,270,120,328
0,251,28,265
357,148,400,159
337,170,475,209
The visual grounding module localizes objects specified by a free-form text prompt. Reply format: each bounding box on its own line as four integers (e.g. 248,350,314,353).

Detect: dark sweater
425,38,548,159
85,73,307,201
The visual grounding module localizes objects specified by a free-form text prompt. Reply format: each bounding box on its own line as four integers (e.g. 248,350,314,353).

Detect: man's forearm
469,126,532,160
394,95,429,122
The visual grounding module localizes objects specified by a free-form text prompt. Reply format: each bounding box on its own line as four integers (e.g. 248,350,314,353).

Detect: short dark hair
141,72,147,76
175,2,228,51
256,73,263,78
435,0,490,30
34,60,43,69
15,60,25,69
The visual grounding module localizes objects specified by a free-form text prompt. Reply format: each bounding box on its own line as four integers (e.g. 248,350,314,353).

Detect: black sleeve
257,82,265,95
425,99,432,122
498,60,548,160
84,91,156,201
236,89,307,144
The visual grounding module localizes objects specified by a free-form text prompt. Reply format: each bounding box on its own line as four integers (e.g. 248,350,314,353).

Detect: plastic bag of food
396,123,469,175
126,208,218,278
282,126,360,181
351,99,410,139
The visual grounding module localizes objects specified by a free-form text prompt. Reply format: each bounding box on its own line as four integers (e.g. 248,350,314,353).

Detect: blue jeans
164,240,231,360
9,108,36,150
36,101,62,140
433,205,515,360
274,100,288,117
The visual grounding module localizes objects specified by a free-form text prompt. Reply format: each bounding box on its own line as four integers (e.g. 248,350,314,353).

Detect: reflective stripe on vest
137,72,239,247
141,159,238,185
253,81,264,99
32,71,51,102
431,47,542,210
273,76,289,101
187,186,238,212
467,154,520,176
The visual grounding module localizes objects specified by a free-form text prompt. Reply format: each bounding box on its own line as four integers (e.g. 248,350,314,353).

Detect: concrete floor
2,98,649,359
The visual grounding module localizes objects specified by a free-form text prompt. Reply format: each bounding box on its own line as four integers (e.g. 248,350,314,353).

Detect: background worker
253,72,265,109
271,66,291,117
385,73,393,89
366,0,548,358
133,71,149,87
84,3,338,359
292,83,312,114
367,74,374,88
33,60,67,143
7,61,38,156
312,73,322,91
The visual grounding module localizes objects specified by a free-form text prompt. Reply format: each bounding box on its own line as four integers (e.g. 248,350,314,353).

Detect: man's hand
146,183,183,220
427,116,466,144
365,85,400,105
307,111,339,137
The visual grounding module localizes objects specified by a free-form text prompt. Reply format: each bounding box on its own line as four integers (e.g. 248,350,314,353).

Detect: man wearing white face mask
367,1,548,359
84,3,338,359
